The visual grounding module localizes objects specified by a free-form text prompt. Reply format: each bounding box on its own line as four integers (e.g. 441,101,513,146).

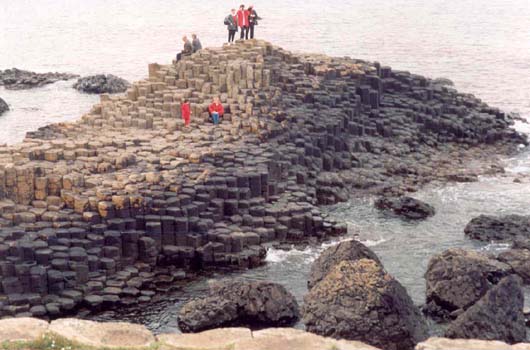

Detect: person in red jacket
208,96,224,125
181,99,191,127
237,4,249,40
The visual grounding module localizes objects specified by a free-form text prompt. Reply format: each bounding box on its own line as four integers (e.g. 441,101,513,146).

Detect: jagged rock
444,275,526,344
178,280,299,333
375,196,435,220
415,337,530,350
73,74,130,94
0,97,8,115
307,239,381,289
424,248,512,319
0,68,78,89
0,317,49,343
48,318,156,348
497,249,530,283
464,214,530,242
303,259,428,350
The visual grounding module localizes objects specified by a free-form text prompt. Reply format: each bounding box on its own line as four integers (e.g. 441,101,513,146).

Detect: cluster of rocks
0,39,526,321
374,196,435,220
0,96,8,116
0,68,79,90
73,74,131,94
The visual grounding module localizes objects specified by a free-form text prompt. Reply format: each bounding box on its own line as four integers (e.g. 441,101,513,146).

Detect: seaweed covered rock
444,275,526,344
424,248,512,320
0,97,8,116
177,280,299,333
0,68,78,90
307,239,381,289
375,196,435,220
303,259,428,350
73,74,130,94
464,215,530,242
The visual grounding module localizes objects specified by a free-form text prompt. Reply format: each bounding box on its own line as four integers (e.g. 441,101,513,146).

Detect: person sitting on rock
176,36,193,61
208,96,224,125
191,34,202,53
181,99,191,127
225,8,238,43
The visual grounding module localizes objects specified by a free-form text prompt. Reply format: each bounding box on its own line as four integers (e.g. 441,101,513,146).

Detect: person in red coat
181,99,191,127
237,4,249,40
208,96,224,125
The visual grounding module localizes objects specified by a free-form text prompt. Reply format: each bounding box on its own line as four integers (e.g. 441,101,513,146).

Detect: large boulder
74,74,130,94
178,279,299,333
497,249,530,284
464,214,530,242
303,259,428,350
444,275,526,344
374,196,435,220
0,68,78,89
424,248,512,320
0,97,8,115
308,239,382,289
0,317,49,343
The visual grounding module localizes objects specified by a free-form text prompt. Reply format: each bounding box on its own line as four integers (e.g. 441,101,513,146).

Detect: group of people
180,97,224,127
224,5,260,43
176,34,202,61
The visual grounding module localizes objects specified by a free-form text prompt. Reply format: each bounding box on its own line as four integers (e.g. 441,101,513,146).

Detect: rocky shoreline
0,39,527,344
0,68,79,90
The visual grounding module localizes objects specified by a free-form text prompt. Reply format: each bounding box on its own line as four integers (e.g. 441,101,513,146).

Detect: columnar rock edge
0,39,525,319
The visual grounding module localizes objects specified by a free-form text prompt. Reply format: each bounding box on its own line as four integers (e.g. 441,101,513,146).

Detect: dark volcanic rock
307,239,381,289
444,275,526,344
464,214,530,242
0,97,8,115
424,248,512,319
0,68,78,90
73,74,130,94
497,249,530,284
303,259,428,350
177,279,299,333
375,196,435,220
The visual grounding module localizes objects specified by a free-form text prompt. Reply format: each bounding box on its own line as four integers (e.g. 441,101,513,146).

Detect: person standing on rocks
248,5,261,39
176,36,193,61
181,99,191,127
225,9,238,43
192,34,202,53
237,5,249,40
208,96,224,125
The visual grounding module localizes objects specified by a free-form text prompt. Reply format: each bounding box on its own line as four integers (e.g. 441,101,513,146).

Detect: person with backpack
247,5,261,39
181,99,191,127
237,5,249,40
224,9,238,43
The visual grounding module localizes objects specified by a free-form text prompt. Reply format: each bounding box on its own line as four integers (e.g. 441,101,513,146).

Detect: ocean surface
2,0,530,337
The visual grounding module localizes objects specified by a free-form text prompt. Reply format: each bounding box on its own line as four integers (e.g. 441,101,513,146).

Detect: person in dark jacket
224,9,238,43
237,4,249,40
247,5,261,39
176,36,192,61
191,34,202,53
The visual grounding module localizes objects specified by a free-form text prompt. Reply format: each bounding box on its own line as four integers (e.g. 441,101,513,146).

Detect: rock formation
307,239,381,289
0,40,525,320
303,259,429,350
374,196,435,220
74,74,130,94
464,214,530,242
0,97,9,116
415,337,530,350
0,68,78,90
497,248,530,284
177,279,299,332
423,248,512,319
444,275,526,344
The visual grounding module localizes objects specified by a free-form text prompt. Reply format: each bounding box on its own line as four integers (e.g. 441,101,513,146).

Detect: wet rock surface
423,248,512,320
0,68,78,90
307,239,381,289
464,214,530,242
177,279,299,332
73,74,130,94
444,275,526,344
375,196,435,220
0,97,8,115
303,259,429,350
0,40,526,321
